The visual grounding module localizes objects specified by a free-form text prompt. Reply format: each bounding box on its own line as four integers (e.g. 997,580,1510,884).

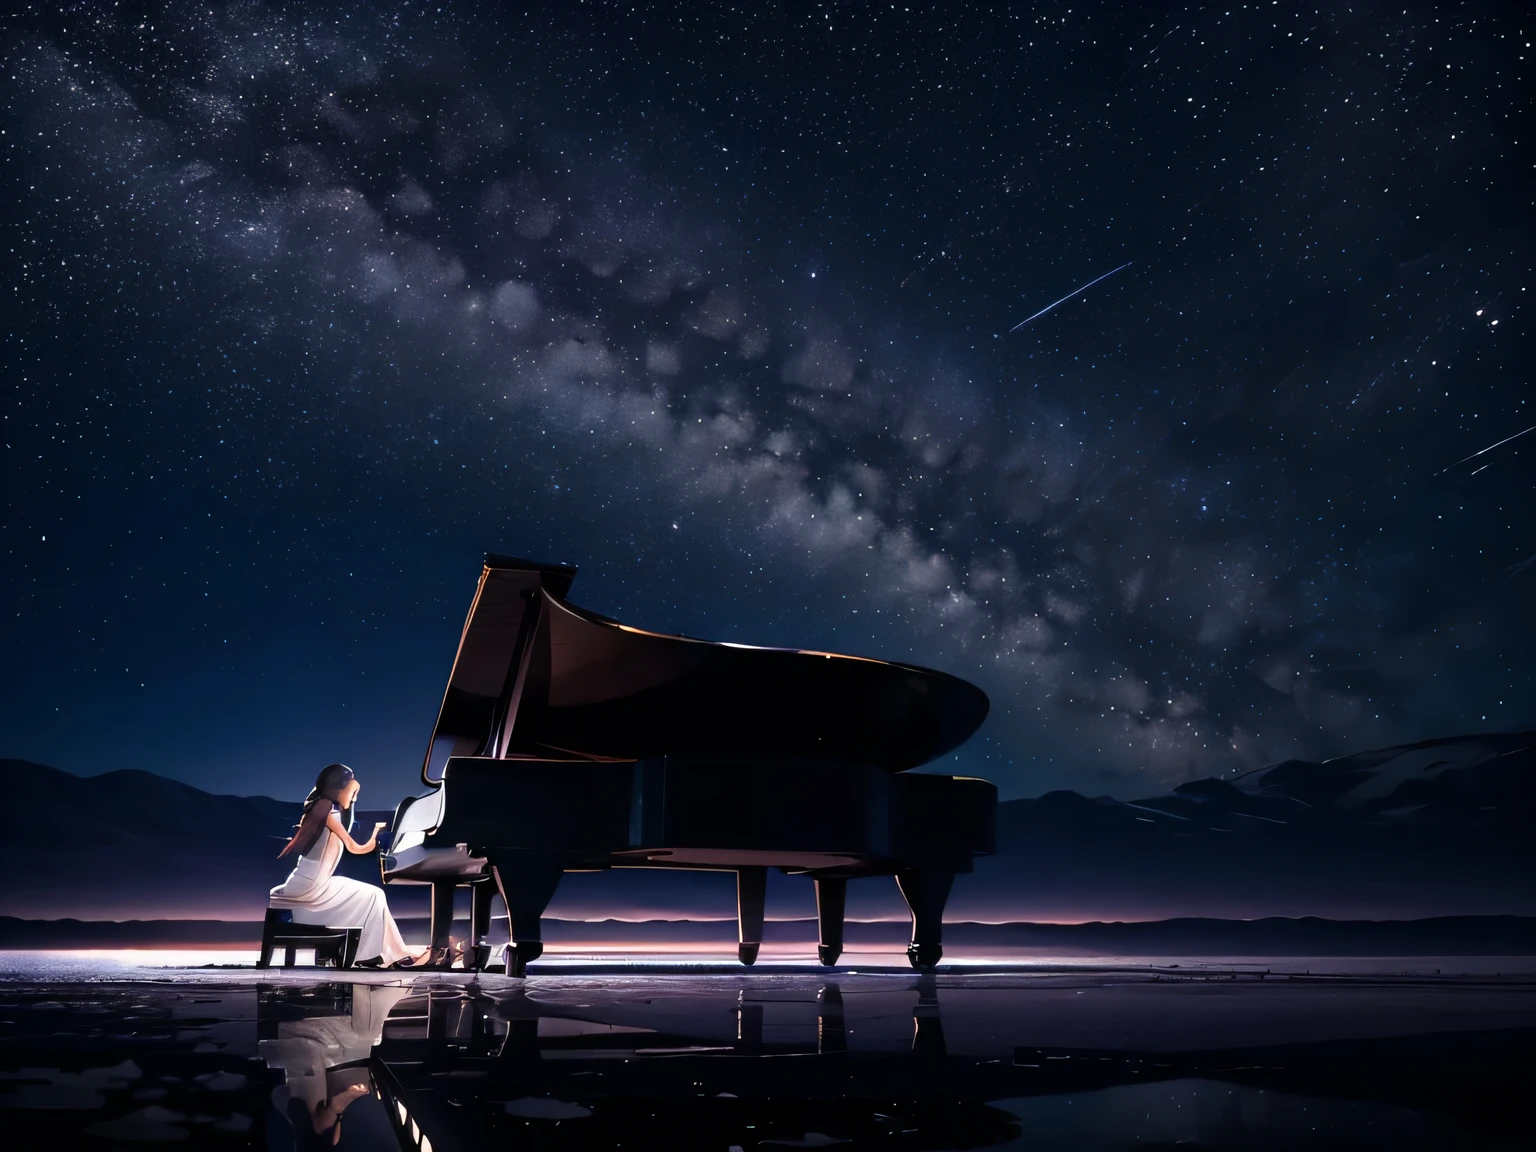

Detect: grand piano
382,554,995,974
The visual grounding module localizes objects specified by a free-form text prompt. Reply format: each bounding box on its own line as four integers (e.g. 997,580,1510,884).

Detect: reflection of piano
382,554,996,974
338,976,1520,1150
367,978,1027,1151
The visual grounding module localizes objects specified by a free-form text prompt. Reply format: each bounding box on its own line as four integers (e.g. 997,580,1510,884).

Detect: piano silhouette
382,554,996,974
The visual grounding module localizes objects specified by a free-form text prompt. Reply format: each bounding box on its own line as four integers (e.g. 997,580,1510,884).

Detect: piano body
382,554,995,974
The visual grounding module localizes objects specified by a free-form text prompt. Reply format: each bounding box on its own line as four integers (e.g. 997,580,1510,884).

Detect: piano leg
817,983,846,1053
429,881,456,968
911,973,947,1056
469,880,495,971
488,854,565,977
896,868,954,970
736,866,767,966
815,877,847,966
736,996,763,1051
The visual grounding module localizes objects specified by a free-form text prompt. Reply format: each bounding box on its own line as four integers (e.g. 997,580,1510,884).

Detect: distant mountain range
956,730,1535,921
1,730,1530,922
0,760,392,920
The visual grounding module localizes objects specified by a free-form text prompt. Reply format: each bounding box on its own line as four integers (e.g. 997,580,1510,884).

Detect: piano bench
257,909,363,969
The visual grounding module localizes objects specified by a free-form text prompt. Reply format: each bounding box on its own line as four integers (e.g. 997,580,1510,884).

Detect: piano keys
382,554,996,974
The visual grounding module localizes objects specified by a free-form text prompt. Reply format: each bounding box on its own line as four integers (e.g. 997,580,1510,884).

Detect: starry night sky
4,1,1531,808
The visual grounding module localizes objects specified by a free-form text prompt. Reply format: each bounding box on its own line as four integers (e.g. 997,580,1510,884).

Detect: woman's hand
327,810,388,855
359,822,387,853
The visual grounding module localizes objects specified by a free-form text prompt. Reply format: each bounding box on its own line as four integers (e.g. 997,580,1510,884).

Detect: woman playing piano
270,763,431,968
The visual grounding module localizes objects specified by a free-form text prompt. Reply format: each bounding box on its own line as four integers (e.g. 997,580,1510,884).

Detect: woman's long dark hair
278,763,355,858
304,763,356,829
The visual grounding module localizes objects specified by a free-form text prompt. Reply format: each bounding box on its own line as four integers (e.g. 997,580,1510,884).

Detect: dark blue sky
4,1,1530,807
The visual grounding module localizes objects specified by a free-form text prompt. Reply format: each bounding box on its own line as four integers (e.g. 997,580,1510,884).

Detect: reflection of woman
270,763,427,968
290,1071,370,1148
260,984,412,1148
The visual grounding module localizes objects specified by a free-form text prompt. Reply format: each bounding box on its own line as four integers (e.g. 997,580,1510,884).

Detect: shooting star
901,247,951,289
1435,424,1536,475
1010,261,1132,332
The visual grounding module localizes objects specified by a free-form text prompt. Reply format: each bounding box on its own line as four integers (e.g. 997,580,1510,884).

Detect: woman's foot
353,955,385,969
310,1083,370,1135
389,946,437,969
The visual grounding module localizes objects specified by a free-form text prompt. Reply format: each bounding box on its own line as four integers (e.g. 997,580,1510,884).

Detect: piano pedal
737,943,761,966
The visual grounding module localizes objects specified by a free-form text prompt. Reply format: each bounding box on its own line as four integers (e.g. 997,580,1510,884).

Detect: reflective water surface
0,958,1531,1149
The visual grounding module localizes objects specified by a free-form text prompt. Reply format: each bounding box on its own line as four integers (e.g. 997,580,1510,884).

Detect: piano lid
421,555,989,782
485,552,578,594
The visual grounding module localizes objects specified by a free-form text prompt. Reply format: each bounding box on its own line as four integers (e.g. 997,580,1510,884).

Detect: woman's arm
326,810,388,854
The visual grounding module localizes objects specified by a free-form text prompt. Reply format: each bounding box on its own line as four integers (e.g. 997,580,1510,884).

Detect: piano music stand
257,908,363,969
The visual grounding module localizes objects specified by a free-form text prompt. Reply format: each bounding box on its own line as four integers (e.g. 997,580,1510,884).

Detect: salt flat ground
0,951,1531,1149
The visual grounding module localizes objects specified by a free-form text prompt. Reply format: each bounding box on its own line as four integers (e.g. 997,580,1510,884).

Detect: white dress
269,825,412,965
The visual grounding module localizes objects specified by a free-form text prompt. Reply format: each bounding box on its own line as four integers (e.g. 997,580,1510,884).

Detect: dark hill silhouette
2,730,1530,922
960,731,1534,921
0,759,392,919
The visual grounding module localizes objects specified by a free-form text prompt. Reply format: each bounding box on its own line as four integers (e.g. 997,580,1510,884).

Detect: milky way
3,2,1530,802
